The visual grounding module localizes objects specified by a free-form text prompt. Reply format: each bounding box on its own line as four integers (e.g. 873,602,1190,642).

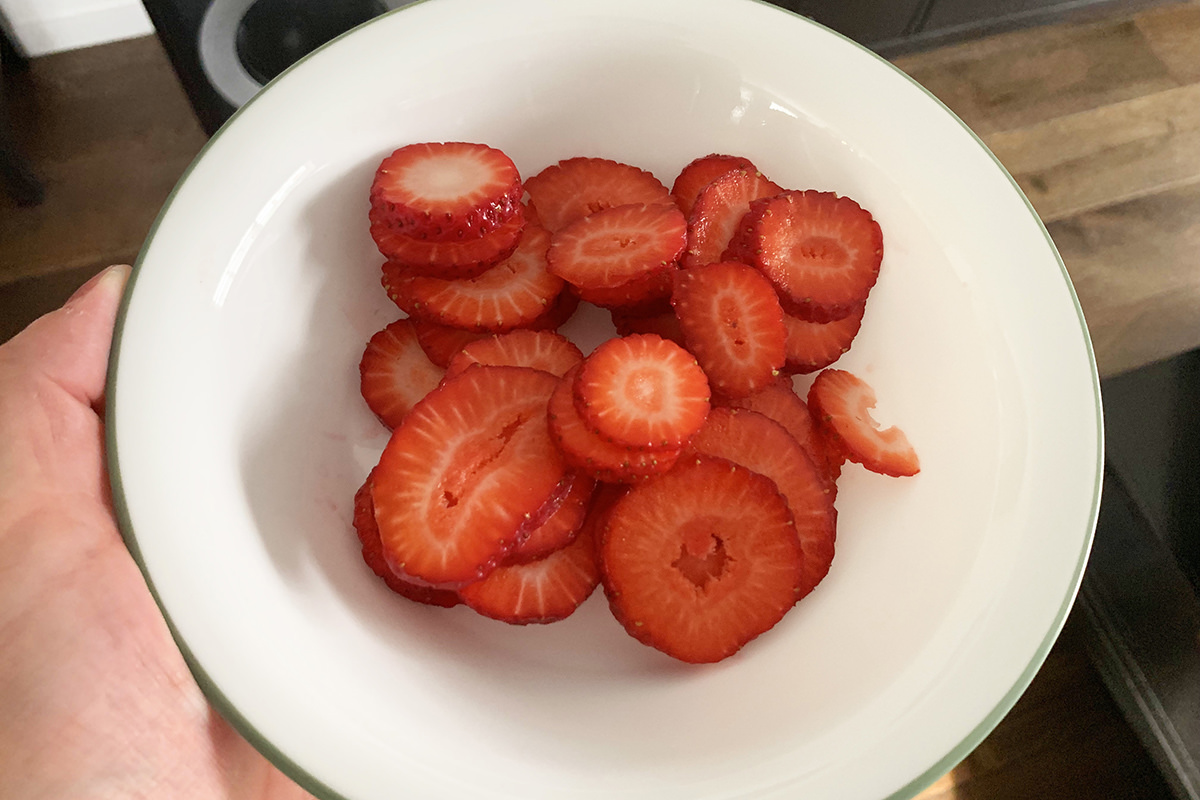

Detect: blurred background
0,0,1197,798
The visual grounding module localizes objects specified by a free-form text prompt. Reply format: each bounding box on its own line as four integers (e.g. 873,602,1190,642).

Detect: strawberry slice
359,318,445,429
670,154,758,217
370,142,523,242
682,168,783,269
526,288,580,331
369,204,525,279
689,408,837,598
671,261,787,399
739,190,883,323
524,157,674,233
721,377,821,475
570,266,676,313
372,365,567,586
600,455,805,663
352,473,461,607
445,329,584,381
610,307,686,347
548,365,683,483
781,303,865,374
458,522,600,624
807,368,919,477
411,319,488,368
383,223,564,332
547,203,687,291
575,334,711,450
504,473,596,564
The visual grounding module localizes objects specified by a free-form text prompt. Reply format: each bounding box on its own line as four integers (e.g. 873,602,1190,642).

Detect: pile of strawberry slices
353,141,919,664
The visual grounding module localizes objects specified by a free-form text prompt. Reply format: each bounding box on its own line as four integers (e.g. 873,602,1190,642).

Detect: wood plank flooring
1,5,1198,799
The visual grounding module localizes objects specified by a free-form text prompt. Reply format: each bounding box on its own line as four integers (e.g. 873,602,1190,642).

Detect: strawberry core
625,367,664,412
672,523,729,590
792,235,847,268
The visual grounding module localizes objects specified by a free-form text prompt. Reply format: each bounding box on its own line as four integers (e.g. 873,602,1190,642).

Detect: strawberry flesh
683,168,783,269
671,261,787,399
807,368,919,478
740,190,883,323
547,202,687,290
445,329,584,381
524,157,674,233
371,142,523,242
689,408,837,598
359,318,445,429
369,204,525,279
670,154,758,217
504,473,596,564
600,455,805,663
781,303,865,374
575,334,711,450
458,523,601,624
372,365,567,586
411,320,488,368
352,473,461,607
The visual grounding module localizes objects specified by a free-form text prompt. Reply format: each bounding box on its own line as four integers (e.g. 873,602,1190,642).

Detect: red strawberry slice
411,319,488,368
682,168,783,269
721,377,822,478
370,142,523,242
610,307,687,347
352,473,461,607
458,522,600,624
600,455,805,663
548,365,682,483
525,288,580,332
781,303,865,374
807,368,919,477
575,334,711,450
373,365,567,586
383,223,564,332
671,261,787,399
570,265,676,313
740,190,883,323
445,329,584,381
504,473,595,564
359,318,445,429
547,203,687,290
670,154,758,217
369,204,525,279
688,408,837,599
524,157,674,233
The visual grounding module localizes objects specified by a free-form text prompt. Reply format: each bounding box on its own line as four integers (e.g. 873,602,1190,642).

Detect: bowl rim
105,1,1104,797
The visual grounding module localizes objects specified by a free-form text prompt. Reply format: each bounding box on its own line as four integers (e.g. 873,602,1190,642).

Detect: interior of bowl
108,0,1102,798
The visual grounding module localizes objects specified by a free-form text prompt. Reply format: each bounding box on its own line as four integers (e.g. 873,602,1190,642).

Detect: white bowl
107,0,1102,798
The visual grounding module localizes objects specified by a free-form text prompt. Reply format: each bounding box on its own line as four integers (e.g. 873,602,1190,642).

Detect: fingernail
67,264,132,307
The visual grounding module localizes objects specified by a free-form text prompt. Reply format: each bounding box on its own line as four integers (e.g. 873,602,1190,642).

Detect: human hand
0,266,314,800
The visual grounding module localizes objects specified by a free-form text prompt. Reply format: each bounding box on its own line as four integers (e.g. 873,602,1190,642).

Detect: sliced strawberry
688,408,837,599
579,481,630,550
682,168,783,269
411,319,488,368
807,369,919,477
670,154,758,217
369,204,525,280
548,365,682,483
547,203,687,290
721,377,820,474
740,190,883,323
575,334,711,449
382,223,564,332
526,288,580,331
571,265,676,312
524,157,674,233
359,318,445,429
610,307,686,347
505,473,595,564
671,261,786,399
370,142,522,241
781,303,865,374
445,329,584,381
373,366,567,586
600,455,804,663
352,473,460,607
458,522,600,624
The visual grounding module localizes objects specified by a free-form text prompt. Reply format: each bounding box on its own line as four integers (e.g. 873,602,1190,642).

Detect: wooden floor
2,6,1198,798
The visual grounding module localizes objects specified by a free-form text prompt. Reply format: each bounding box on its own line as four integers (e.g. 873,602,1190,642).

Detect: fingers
0,265,132,409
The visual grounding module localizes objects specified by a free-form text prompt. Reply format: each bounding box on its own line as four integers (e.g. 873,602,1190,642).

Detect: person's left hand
0,265,313,800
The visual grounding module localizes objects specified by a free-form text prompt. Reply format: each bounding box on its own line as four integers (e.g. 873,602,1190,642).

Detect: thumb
0,265,132,409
